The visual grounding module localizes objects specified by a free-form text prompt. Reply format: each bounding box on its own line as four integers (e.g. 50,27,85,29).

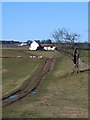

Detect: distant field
2,49,89,118
2,49,30,57
26,50,59,58
2,49,46,97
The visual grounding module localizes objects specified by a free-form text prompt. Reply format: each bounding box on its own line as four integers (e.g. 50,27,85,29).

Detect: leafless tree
52,28,80,73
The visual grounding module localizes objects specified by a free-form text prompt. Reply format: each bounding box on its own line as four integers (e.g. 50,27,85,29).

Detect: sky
2,2,88,42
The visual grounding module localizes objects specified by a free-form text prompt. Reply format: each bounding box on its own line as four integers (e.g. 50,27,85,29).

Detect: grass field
2,49,89,118
2,49,46,97
2,49,30,57
26,50,58,58
80,49,89,63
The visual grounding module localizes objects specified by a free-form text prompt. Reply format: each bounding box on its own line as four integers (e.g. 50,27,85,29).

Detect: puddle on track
9,94,18,99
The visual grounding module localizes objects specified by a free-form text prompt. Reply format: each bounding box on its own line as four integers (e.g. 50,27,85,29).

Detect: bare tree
52,28,80,73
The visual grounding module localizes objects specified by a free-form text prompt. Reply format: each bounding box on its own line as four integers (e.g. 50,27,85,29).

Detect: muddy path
2,58,55,107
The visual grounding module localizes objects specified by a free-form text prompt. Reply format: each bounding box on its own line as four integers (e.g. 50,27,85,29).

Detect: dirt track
2,58,55,107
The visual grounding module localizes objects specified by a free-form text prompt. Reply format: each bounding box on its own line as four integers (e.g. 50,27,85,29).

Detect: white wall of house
29,41,39,50
44,46,56,50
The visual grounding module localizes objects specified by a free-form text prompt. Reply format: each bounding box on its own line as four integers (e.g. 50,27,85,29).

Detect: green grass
80,50,89,63
26,50,58,58
2,49,46,97
2,49,58,58
2,49,30,57
2,54,88,118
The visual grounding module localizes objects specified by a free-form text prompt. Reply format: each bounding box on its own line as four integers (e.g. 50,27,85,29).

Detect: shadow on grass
59,73,70,79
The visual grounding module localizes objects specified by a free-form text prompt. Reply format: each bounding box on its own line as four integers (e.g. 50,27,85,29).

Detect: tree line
1,39,53,45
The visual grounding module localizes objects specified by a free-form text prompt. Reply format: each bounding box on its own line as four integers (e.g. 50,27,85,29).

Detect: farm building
17,42,27,47
29,41,39,50
29,41,56,51
41,44,56,50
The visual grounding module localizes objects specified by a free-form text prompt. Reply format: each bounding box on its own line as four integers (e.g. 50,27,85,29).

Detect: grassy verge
80,49,89,63
2,55,88,118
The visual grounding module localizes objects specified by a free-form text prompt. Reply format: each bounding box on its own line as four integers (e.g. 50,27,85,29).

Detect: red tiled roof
41,44,54,47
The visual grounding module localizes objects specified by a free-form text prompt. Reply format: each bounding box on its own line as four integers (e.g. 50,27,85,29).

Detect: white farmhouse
41,44,56,51
29,41,39,50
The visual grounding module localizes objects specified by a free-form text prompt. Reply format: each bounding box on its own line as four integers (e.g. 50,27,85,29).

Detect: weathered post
71,47,80,74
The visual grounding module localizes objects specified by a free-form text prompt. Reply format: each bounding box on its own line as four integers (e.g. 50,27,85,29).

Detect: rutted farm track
2,58,55,107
